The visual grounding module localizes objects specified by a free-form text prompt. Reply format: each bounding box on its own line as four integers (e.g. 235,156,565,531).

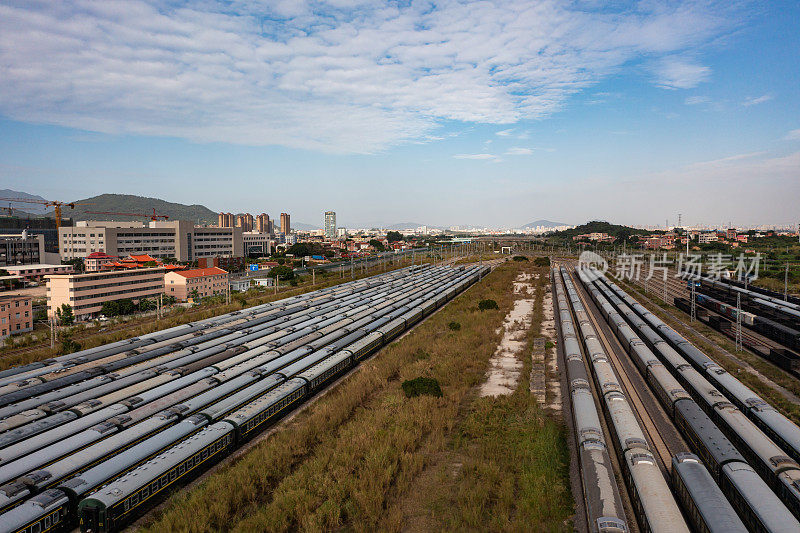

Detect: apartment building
59,220,243,262
164,267,228,302
0,295,33,338
47,267,166,319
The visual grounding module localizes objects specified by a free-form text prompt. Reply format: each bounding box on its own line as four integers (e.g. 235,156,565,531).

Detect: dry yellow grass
139,262,572,532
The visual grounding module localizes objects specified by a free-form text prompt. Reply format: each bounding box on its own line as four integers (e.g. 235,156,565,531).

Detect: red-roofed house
164,267,229,301
85,252,117,272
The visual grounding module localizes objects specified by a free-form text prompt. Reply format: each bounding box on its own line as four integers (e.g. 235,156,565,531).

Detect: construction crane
0,197,91,230
85,208,169,221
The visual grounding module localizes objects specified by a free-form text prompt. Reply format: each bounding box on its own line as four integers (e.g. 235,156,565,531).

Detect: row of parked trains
693,277,800,351
0,264,488,533
555,269,687,533
578,266,800,532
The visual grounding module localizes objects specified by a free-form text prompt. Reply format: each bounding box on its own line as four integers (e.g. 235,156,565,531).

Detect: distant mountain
0,189,51,215
384,222,429,230
43,194,218,224
292,222,321,231
521,219,568,229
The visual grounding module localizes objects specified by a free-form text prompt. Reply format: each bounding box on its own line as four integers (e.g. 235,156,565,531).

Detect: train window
178,463,185,475
131,493,139,505
44,516,50,528
124,500,130,511
142,487,149,498
170,470,177,481
31,523,41,533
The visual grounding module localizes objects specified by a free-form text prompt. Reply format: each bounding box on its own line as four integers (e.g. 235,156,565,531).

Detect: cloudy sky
0,0,798,228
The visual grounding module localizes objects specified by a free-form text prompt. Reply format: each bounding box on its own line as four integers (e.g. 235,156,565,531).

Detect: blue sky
0,0,798,228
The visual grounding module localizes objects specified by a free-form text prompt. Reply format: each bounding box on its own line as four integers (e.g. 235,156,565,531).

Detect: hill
44,194,218,224
521,219,568,229
292,222,321,231
0,189,51,215
551,220,656,239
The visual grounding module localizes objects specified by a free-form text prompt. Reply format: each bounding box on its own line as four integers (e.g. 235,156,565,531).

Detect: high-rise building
256,213,270,233
236,213,254,232
267,219,274,235
280,213,290,236
218,212,235,228
324,211,336,240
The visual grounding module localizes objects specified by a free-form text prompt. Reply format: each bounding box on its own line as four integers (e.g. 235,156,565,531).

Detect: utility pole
663,271,667,303
690,281,696,322
312,268,315,286
785,263,790,301
274,276,278,294
50,317,56,349
735,292,742,352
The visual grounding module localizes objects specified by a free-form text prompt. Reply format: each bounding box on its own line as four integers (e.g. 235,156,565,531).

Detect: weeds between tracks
140,262,572,532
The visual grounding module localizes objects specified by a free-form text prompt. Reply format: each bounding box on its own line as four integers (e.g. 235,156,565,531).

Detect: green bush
448,321,461,331
512,256,528,261
533,256,551,267
401,377,443,398
478,299,499,311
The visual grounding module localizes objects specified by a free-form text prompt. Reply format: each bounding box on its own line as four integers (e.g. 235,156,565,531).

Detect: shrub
448,321,461,331
401,377,443,398
534,256,551,267
478,299,499,311
60,335,81,355
512,255,528,262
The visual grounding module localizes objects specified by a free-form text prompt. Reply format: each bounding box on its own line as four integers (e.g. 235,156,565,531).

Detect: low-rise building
0,295,33,338
164,267,229,302
5,263,74,281
47,267,166,320
85,252,117,272
229,278,251,292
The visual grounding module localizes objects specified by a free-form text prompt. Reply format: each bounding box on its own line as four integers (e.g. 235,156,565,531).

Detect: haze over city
0,0,798,228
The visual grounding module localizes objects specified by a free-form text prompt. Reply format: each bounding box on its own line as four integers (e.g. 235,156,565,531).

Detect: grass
404,268,572,532
139,261,572,532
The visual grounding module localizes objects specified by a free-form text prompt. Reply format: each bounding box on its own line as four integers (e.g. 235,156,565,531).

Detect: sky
0,0,798,229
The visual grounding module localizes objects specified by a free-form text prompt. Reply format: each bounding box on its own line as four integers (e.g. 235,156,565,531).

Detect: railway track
568,270,684,472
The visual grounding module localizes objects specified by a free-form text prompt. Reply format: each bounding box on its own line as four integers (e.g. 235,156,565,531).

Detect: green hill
45,194,218,224
551,220,657,240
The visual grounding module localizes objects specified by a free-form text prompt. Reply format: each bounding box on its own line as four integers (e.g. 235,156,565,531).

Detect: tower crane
0,197,92,230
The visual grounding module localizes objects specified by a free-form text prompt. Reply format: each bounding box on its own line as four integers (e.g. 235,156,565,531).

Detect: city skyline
0,1,798,228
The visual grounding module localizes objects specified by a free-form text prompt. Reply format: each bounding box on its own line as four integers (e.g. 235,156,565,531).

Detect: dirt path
480,271,535,396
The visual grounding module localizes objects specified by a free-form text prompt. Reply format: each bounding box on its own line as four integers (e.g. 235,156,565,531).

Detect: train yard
560,261,800,533
0,263,489,533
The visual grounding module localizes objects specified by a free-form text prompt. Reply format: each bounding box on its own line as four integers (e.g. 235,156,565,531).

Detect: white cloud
652,57,711,89
505,147,533,155
785,129,800,141
743,94,773,106
0,1,737,153
685,96,710,105
454,153,498,160
496,129,515,137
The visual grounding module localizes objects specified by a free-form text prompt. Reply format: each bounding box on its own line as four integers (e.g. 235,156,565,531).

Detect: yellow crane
0,197,92,230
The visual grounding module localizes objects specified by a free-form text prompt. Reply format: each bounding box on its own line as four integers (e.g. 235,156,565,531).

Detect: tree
387,231,403,243
56,303,75,326
189,288,200,300
138,298,155,312
369,239,386,252
268,265,294,280
101,300,120,317
62,257,85,273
